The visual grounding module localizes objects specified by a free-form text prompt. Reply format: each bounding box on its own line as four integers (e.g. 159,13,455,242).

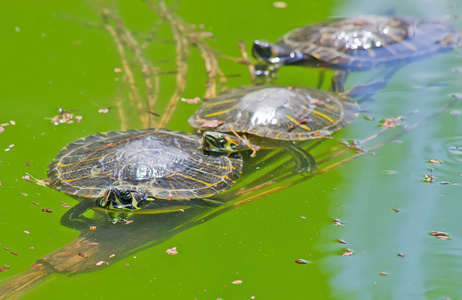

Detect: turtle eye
121,191,132,201
218,137,227,145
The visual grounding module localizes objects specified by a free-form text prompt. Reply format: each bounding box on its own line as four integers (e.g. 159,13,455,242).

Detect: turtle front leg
332,70,348,93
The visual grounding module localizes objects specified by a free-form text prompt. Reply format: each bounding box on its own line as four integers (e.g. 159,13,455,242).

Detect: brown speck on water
364,116,374,121
337,239,347,244
59,202,70,208
392,208,400,212
41,208,52,213
397,253,405,257
379,272,388,276
90,226,97,231
11,252,18,256
109,254,116,258
78,252,89,258
0,266,10,272
88,243,99,246
32,264,42,269
294,259,310,264
26,161,30,166
4,248,10,251
332,219,343,226
32,202,40,206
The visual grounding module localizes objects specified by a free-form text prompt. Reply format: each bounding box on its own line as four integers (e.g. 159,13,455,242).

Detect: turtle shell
47,129,243,200
276,15,459,70
188,86,359,140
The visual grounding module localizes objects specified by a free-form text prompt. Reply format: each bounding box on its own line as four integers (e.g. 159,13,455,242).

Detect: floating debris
392,208,400,213
22,173,49,187
337,239,348,244
181,97,200,104
166,247,178,255
0,266,10,272
98,108,110,114
11,252,18,256
380,116,403,128
24,231,30,234
300,216,306,220
41,208,52,213
428,159,443,164
48,108,75,125
332,219,343,226
429,231,451,240
232,280,243,285
273,1,287,8
341,248,355,256
397,253,405,257
114,68,123,73
379,272,388,276
90,226,97,231
294,259,311,264
364,116,374,121
423,174,434,183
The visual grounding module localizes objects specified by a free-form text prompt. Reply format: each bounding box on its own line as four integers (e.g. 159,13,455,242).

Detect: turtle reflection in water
47,129,243,213
189,85,360,173
252,15,460,90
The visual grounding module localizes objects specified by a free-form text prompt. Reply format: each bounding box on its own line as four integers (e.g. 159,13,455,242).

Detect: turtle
252,15,460,91
188,85,360,172
47,129,243,211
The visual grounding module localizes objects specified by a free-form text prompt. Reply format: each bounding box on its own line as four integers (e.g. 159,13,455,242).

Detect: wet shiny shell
188,86,359,140
47,129,243,199
279,15,459,70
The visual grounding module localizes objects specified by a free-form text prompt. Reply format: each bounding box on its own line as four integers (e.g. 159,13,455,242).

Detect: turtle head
202,131,247,153
252,40,303,65
96,188,148,211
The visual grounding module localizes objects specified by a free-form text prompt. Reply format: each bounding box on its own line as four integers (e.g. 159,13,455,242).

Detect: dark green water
1,0,461,299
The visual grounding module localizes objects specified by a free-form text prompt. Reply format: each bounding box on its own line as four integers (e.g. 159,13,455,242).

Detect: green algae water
1,0,462,299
